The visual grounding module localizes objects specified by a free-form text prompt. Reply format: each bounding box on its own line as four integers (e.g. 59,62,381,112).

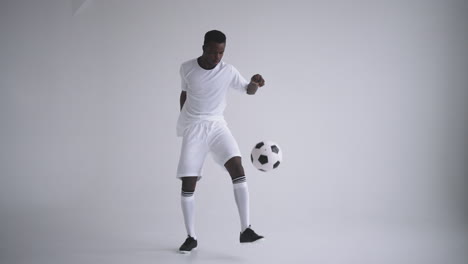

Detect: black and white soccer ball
250,141,282,172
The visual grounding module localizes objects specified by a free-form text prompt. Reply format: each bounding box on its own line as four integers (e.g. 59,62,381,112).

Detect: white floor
1,212,467,264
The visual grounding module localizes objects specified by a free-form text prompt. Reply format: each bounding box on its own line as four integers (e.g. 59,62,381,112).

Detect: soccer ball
250,141,282,172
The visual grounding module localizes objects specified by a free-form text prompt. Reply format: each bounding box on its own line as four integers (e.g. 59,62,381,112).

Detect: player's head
204,30,226,45
201,30,226,68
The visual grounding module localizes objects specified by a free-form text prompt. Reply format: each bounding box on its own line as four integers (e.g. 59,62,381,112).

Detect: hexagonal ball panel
258,154,268,165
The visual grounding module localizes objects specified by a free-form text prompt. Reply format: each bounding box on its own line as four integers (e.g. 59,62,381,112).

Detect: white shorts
176,120,241,180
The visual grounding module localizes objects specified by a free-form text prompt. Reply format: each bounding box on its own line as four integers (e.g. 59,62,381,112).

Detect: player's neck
197,56,216,70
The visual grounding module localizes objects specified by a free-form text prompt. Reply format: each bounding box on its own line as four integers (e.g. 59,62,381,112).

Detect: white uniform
176,59,249,179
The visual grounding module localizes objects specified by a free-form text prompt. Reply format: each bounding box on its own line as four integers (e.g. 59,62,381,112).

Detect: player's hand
251,74,265,87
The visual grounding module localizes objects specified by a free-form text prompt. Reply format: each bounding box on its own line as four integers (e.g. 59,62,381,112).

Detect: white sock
233,179,250,232
181,191,196,239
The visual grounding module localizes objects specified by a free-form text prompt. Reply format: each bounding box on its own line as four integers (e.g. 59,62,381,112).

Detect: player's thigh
209,124,242,167
177,135,209,177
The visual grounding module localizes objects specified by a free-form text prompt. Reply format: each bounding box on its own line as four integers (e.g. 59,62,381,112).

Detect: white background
1,0,467,263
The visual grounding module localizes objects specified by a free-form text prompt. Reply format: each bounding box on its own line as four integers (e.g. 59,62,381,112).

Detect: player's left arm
246,74,265,95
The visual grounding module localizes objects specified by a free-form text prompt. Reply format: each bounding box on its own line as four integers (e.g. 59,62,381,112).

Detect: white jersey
176,58,249,136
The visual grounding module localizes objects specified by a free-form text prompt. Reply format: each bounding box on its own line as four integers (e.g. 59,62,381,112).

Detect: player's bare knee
230,166,245,179
181,177,198,193
225,157,244,178
225,156,242,168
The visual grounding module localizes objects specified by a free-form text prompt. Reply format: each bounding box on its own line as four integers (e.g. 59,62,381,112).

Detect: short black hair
204,30,226,45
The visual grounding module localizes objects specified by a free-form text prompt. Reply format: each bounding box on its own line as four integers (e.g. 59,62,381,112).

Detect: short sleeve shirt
176,59,249,136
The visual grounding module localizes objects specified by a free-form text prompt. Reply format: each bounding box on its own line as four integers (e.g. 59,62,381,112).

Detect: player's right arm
180,91,187,111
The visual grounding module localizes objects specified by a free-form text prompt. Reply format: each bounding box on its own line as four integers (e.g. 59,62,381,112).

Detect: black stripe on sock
232,176,246,184
181,191,194,197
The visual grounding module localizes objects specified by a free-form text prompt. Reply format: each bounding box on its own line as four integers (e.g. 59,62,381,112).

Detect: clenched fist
250,74,265,87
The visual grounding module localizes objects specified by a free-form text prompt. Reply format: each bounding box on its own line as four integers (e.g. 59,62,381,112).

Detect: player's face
202,42,225,68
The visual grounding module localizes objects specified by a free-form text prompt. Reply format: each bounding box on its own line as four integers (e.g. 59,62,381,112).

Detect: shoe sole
179,247,197,254
240,237,265,245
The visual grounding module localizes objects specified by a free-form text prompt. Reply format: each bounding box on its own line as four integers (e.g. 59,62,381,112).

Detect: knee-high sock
181,191,196,239
233,177,250,232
